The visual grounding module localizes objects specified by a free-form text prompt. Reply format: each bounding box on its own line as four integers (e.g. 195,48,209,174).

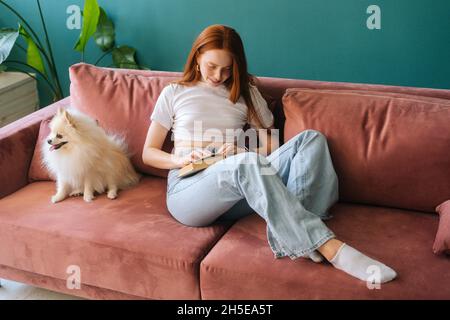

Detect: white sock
330,243,397,283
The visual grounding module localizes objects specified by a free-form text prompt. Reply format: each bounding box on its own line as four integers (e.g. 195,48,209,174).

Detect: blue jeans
166,130,339,259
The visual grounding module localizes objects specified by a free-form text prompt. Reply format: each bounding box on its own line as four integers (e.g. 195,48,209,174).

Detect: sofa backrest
67,64,450,213
253,77,450,213
68,64,278,178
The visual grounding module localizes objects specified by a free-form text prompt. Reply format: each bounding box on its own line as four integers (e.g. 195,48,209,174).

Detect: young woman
142,24,397,284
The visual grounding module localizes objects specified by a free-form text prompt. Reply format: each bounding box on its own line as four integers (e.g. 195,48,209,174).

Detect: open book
178,153,225,178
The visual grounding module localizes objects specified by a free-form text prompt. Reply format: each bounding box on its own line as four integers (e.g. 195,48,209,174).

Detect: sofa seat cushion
0,177,232,299
0,264,145,300
200,203,450,299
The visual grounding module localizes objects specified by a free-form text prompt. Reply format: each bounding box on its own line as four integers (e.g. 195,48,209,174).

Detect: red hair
174,24,267,129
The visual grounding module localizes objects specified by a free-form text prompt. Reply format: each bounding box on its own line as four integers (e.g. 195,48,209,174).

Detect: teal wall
1,0,450,107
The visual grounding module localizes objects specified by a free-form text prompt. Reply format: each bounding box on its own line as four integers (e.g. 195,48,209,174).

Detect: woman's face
197,49,233,87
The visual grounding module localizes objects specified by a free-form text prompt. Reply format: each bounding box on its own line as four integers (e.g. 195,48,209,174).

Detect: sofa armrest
0,97,71,199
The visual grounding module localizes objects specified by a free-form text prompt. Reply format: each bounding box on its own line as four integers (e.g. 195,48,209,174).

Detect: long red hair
174,24,266,129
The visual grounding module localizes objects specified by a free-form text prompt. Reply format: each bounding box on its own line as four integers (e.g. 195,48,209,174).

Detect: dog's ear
63,110,76,128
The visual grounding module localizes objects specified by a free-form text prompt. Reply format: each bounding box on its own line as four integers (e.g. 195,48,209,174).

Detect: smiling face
196,49,233,87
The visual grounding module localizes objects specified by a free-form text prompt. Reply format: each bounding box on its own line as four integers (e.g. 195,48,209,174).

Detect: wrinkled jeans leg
263,130,339,257
166,164,248,227
215,197,254,222
266,130,339,217
167,149,336,259
218,130,339,223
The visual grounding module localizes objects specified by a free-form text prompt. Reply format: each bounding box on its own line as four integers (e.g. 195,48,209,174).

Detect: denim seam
168,157,261,197
283,137,307,202
262,135,322,259
168,154,250,195
268,226,295,259
297,146,305,202
271,228,335,259
167,170,217,195
289,232,335,259
268,139,295,187
270,140,295,164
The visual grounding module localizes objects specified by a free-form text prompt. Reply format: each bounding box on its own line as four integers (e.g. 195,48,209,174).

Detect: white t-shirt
150,80,274,145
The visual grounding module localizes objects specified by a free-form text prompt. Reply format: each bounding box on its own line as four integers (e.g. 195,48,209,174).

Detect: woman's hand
216,143,247,158
174,149,213,168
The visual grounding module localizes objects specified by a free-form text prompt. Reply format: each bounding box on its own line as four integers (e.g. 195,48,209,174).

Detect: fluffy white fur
42,107,140,203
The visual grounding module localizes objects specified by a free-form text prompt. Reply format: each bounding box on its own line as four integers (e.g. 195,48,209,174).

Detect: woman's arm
142,122,214,169
247,85,277,156
255,125,278,156
142,121,184,169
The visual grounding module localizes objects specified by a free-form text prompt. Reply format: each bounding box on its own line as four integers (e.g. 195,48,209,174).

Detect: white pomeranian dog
42,107,141,203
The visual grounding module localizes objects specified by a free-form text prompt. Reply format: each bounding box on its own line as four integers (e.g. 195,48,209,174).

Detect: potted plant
0,0,146,102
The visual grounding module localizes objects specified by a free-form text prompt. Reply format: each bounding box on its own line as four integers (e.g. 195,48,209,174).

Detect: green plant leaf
112,45,139,69
18,24,46,76
74,0,100,52
0,28,19,64
93,7,115,52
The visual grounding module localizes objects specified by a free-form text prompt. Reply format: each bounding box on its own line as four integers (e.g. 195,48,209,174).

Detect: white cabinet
0,72,39,128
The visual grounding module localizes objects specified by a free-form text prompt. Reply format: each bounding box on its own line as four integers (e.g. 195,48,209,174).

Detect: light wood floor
0,279,84,300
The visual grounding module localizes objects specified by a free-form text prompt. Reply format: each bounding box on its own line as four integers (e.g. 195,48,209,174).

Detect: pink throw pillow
433,200,450,255
28,119,54,181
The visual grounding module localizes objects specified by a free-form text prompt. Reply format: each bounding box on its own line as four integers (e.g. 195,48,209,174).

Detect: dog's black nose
47,139,52,144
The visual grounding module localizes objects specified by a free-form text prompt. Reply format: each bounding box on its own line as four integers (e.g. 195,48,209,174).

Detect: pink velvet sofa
0,64,449,300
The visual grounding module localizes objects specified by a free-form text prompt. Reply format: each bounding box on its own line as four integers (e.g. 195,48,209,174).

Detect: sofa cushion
200,203,450,299
0,264,145,300
283,89,450,213
0,177,232,299
433,200,450,255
